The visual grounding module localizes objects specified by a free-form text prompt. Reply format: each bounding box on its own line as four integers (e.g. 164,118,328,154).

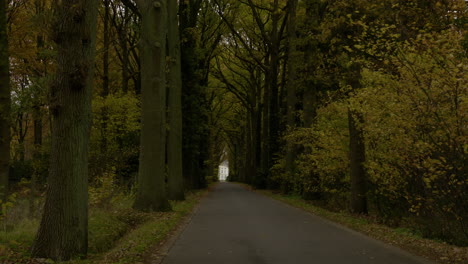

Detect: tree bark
100,0,110,154
179,0,208,190
259,56,270,189
167,0,185,200
31,0,98,260
133,0,171,211
302,1,318,128
0,0,10,200
121,7,129,93
285,0,298,177
347,63,368,214
348,109,368,214
102,0,110,97
267,0,280,188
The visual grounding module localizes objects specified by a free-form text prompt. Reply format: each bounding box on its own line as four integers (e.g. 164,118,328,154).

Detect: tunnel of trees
0,0,467,261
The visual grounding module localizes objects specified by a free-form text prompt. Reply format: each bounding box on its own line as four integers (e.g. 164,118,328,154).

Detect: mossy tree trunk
0,0,10,200
133,0,171,211
31,0,98,260
167,0,185,200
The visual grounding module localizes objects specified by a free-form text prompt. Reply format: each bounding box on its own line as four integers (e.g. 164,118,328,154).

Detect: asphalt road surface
161,182,432,264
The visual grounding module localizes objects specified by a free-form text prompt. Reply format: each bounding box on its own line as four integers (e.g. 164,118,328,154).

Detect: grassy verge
0,188,208,264
256,189,467,264
75,190,207,264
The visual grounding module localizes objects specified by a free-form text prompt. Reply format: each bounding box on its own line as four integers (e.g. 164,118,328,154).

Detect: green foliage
0,193,17,227
90,92,141,184
273,100,350,203
99,191,204,264
89,168,120,208
88,209,127,254
1,185,207,264
278,29,468,245
356,31,468,244
0,219,38,261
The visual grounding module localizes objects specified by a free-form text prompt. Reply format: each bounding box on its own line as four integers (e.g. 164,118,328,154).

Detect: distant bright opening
218,160,229,181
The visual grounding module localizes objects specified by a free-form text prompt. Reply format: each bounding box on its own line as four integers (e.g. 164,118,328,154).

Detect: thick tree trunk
179,0,197,190
133,0,171,211
167,0,185,200
285,0,298,176
31,0,98,260
0,0,10,200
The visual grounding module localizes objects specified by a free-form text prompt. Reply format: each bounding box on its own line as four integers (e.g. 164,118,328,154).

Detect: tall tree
346,63,367,214
0,0,9,199
266,0,282,187
132,0,171,211
31,0,98,260
167,0,184,200
100,0,111,153
179,0,222,189
285,0,298,177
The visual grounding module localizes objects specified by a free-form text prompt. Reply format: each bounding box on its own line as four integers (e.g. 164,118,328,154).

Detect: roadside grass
257,189,468,264
80,190,206,264
0,189,208,264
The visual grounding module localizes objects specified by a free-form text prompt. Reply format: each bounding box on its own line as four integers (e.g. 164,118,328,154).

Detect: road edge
143,183,218,264
237,183,445,264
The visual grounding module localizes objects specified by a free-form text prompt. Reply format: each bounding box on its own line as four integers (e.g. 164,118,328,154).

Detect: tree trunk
248,108,258,184
29,0,45,219
167,0,185,200
245,111,253,184
102,0,110,97
101,0,110,154
302,1,318,128
179,0,197,190
259,57,270,189
0,0,10,200
267,0,280,188
285,0,298,176
121,7,129,94
348,109,368,214
347,63,367,214
31,0,98,260
133,0,171,211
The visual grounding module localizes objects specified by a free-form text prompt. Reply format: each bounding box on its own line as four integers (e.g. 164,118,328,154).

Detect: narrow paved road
162,182,432,264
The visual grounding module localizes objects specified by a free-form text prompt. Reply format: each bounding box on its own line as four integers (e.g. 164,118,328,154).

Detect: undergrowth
0,189,206,264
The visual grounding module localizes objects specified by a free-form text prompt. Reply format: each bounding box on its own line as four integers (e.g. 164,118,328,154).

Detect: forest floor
255,188,468,264
0,187,211,264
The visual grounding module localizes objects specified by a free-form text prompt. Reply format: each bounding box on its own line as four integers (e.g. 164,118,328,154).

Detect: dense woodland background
0,0,466,262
